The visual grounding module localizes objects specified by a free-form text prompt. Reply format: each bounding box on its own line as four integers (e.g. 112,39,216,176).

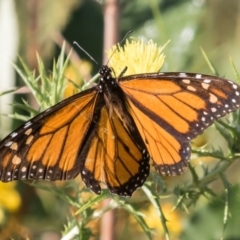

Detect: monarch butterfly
0,65,240,196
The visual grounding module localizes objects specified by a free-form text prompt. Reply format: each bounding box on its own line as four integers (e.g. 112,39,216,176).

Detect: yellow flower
64,60,92,98
107,38,168,76
0,182,21,212
145,203,183,236
130,202,183,239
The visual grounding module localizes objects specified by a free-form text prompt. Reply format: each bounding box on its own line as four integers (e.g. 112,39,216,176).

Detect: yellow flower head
107,38,168,76
0,182,21,213
130,202,183,239
64,60,92,98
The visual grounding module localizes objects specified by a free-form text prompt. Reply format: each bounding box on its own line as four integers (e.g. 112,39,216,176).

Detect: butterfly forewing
0,89,99,182
119,72,240,176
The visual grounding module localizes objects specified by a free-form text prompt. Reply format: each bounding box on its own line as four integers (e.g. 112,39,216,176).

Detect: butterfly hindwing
119,72,240,176
0,89,99,182
124,98,191,176
79,105,150,196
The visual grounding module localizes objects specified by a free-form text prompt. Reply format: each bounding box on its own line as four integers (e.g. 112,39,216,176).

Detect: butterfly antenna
106,30,133,65
120,30,133,45
73,41,99,65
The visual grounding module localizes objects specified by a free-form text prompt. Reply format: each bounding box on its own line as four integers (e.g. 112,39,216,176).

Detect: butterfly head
99,65,113,82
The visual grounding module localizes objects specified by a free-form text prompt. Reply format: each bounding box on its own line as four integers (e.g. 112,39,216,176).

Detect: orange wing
0,89,99,182
119,72,240,176
79,106,150,196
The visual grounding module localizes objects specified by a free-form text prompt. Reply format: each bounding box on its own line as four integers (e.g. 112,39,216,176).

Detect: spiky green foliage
1,45,240,240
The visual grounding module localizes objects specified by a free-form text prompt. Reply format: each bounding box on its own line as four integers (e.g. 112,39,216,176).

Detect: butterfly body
0,66,240,196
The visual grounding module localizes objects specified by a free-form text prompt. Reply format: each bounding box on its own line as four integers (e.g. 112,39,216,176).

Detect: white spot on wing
196,74,202,79
24,121,32,128
233,84,238,89
179,73,187,77
5,141,13,147
203,79,211,83
11,132,18,138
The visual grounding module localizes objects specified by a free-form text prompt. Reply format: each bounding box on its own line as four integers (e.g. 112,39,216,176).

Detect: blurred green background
0,0,240,239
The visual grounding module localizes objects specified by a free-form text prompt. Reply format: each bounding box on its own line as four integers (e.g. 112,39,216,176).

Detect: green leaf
230,57,240,84
75,190,111,215
0,87,20,96
121,200,152,240
142,183,170,240
219,173,231,240
200,47,219,76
